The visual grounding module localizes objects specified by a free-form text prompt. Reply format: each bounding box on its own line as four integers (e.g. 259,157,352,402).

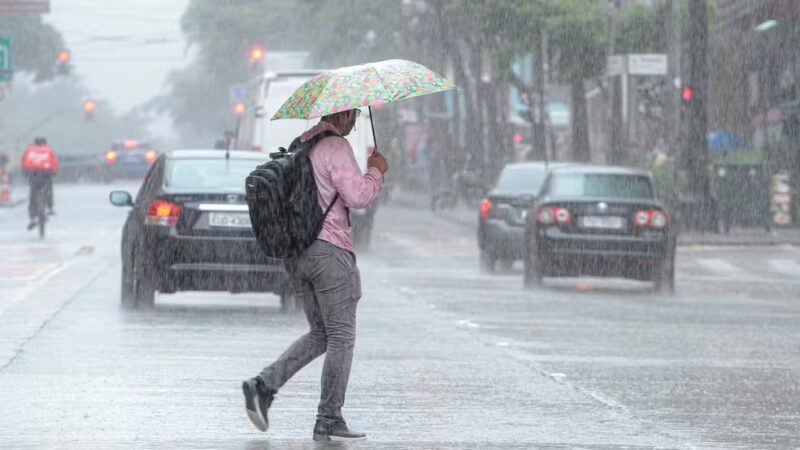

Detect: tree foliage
161,0,666,162
0,16,67,82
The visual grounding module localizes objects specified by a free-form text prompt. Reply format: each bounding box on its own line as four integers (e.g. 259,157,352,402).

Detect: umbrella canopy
271,59,456,121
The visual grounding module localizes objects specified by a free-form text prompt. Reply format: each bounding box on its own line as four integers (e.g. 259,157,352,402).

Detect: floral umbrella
271,59,456,121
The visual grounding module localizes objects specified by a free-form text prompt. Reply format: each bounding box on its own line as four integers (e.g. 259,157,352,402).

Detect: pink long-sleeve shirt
302,121,383,253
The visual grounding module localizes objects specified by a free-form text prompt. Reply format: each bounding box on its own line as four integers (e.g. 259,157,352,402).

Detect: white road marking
0,262,70,317
768,259,800,276
696,258,746,276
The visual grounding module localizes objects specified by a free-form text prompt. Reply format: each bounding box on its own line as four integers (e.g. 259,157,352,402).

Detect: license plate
209,212,251,228
580,215,625,229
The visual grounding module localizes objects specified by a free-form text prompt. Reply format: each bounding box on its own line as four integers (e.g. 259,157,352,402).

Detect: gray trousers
259,240,362,422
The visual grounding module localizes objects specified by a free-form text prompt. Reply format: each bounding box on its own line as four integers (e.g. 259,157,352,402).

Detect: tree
0,16,68,82
545,0,607,162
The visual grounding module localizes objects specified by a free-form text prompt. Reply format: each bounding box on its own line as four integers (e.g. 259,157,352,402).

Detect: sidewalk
390,188,800,247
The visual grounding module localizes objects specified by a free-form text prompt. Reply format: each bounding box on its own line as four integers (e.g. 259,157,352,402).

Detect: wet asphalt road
0,182,798,449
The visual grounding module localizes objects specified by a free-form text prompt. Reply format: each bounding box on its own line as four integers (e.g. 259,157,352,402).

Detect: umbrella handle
368,106,378,154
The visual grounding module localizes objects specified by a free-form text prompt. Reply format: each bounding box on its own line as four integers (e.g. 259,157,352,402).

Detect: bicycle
30,183,48,239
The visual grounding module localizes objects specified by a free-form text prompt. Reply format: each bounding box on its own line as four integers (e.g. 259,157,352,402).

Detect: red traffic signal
83,99,96,121
57,50,70,63
249,46,264,63
681,85,693,102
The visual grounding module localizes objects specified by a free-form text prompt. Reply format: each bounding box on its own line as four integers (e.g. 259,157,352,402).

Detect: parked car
55,153,106,183
523,165,676,293
478,161,570,271
109,150,291,308
102,139,159,181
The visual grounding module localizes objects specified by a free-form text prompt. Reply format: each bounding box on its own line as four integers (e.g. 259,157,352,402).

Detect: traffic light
249,45,264,63
56,49,71,75
83,99,96,121
681,85,694,102
233,101,246,116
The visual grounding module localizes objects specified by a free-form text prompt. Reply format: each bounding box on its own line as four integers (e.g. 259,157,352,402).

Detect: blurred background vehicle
524,165,676,293
102,139,159,182
109,150,290,309
55,152,106,183
478,161,570,271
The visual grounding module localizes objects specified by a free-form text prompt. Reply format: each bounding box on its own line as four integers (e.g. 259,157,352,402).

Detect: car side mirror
109,191,133,207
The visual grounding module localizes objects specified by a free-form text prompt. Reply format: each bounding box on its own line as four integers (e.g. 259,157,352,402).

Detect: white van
237,70,379,247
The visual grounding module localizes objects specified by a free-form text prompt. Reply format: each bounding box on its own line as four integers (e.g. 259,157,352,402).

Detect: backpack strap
304,130,343,221
322,192,339,220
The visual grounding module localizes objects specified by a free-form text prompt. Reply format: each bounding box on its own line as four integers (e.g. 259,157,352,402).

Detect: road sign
230,85,246,102
0,38,12,82
0,0,50,14
627,54,667,76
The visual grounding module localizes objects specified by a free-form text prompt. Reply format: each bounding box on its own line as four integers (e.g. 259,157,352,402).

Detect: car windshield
550,173,654,199
165,159,261,191
494,167,547,195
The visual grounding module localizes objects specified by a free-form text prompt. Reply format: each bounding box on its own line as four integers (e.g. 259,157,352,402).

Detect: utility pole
665,0,682,159
533,29,546,160
687,0,711,230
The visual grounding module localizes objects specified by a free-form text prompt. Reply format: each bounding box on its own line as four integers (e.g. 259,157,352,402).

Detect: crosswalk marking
695,258,747,275
768,259,800,276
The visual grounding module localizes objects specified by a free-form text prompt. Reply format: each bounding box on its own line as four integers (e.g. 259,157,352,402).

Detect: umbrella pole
368,106,378,152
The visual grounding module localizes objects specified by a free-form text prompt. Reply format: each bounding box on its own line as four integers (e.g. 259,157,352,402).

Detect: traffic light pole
687,0,712,231
665,0,681,159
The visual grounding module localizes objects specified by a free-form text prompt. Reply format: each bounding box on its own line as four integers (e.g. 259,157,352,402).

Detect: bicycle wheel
37,190,46,239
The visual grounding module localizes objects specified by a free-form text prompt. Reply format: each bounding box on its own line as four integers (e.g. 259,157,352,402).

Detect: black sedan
109,150,290,308
523,165,676,293
478,162,570,271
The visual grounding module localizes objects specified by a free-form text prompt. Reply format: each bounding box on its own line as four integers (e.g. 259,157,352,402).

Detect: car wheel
523,241,543,289
654,253,675,295
121,263,135,307
133,251,156,308
479,250,496,272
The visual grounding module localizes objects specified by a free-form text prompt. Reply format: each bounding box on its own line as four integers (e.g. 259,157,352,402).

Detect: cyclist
21,137,59,230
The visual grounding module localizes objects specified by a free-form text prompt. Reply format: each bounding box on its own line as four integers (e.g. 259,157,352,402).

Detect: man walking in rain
243,108,388,441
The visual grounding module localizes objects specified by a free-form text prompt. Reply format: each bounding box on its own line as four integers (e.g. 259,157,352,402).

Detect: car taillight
145,200,181,226
536,206,571,225
105,150,117,164
633,210,669,228
145,150,157,163
479,199,492,220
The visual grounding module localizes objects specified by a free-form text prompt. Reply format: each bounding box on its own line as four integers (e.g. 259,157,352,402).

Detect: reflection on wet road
0,183,798,448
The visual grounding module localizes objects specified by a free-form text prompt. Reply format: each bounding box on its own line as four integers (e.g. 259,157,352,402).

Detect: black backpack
245,131,339,258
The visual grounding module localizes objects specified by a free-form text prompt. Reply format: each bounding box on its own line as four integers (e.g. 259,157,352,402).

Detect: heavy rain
0,0,799,448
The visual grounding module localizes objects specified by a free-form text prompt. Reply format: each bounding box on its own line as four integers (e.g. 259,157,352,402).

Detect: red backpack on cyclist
22,143,59,174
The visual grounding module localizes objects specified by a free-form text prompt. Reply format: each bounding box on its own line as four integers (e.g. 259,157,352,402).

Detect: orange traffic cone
0,174,10,204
